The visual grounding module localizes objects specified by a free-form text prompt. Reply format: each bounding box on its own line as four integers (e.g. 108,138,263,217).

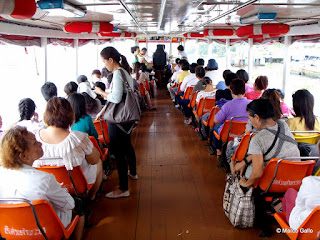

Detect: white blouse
33,130,97,184
196,90,216,104
0,165,74,228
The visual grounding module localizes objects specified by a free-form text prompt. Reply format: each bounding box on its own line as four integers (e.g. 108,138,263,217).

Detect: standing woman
94,47,138,199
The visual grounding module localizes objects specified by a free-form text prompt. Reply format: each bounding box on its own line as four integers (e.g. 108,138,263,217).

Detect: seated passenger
176,61,190,84
16,98,42,134
276,89,293,117
215,72,237,106
282,176,320,230
191,66,206,94
0,126,84,240
82,92,102,121
236,69,253,93
287,89,320,136
32,97,102,201
64,81,78,97
173,58,180,72
215,69,231,91
213,79,251,156
234,98,300,237
94,82,107,106
91,69,102,87
205,59,219,86
68,93,99,141
195,77,215,104
41,82,57,102
77,75,97,99
179,63,198,93
245,76,268,100
197,58,204,68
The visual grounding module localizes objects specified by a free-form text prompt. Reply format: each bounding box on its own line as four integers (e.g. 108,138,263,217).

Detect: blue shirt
180,51,187,59
71,115,98,141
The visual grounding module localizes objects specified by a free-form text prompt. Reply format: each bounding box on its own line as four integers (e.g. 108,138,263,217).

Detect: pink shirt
245,91,262,100
281,102,293,117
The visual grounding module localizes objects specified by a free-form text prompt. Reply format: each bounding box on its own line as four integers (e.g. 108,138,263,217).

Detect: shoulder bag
103,68,141,134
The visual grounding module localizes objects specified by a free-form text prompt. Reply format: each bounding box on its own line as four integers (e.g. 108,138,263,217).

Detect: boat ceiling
2,0,320,38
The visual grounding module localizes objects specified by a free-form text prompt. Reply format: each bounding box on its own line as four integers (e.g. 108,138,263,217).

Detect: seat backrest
153,49,167,69
298,206,320,240
182,86,194,100
36,165,88,196
93,119,110,146
139,82,146,96
188,91,198,108
207,106,220,128
176,82,182,94
257,158,316,193
202,97,215,115
89,136,104,160
232,133,255,162
219,117,248,143
145,80,150,92
293,132,320,144
0,199,66,240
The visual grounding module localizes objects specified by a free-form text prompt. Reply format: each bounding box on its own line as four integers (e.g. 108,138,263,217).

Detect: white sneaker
175,104,180,108
128,170,138,180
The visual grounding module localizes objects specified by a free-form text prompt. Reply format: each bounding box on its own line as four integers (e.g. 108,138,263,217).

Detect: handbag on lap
103,68,141,134
223,174,255,228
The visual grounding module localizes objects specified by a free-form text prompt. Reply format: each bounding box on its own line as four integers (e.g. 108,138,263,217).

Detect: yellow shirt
177,71,190,84
287,117,320,136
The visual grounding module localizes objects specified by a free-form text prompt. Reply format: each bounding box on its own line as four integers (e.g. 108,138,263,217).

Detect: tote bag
223,174,255,228
103,68,141,131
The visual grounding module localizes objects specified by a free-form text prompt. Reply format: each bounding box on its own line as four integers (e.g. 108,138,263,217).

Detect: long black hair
292,89,315,130
19,98,36,121
246,98,275,120
100,46,130,74
262,89,282,120
68,93,87,123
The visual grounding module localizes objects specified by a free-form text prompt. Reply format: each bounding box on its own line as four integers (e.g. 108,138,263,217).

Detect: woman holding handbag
94,47,138,199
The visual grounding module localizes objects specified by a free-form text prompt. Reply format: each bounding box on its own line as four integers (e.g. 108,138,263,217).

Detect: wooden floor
83,89,287,240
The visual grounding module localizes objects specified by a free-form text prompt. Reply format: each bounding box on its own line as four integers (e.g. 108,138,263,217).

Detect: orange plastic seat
202,106,220,128
174,82,182,95
188,91,198,108
36,165,92,196
213,116,248,143
180,86,194,100
0,198,79,240
145,80,150,92
193,97,215,119
231,133,255,162
139,82,146,96
93,119,110,146
254,158,316,193
274,207,320,240
89,136,108,161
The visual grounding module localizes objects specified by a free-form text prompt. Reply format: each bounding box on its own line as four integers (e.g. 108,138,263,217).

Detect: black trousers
108,123,137,191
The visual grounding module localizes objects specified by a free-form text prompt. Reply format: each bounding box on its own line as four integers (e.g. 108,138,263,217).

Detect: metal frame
263,157,320,194
0,198,48,240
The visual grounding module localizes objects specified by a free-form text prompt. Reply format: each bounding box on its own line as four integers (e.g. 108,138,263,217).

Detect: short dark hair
64,81,78,96
236,69,249,83
255,76,268,90
175,58,180,64
195,66,205,78
92,69,101,76
141,47,147,51
223,70,232,80
225,72,238,86
202,77,212,86
19,98,36,121
189,63,198,74
101,67,111,78
68,93,87,123
197,58,204,66
246,98,275,120
181,61,190,71
41,82,57,102
44,97,75,129
94,81,106,92
292,89,315,130
77,75,88,84
177,45,184,51
230,78,245,95
131,46,139,54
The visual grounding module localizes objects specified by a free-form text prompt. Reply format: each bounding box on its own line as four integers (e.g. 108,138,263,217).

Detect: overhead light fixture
240,12,277,24
37,0,86,18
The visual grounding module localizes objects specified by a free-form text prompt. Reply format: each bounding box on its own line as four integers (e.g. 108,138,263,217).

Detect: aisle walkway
83,89,286,240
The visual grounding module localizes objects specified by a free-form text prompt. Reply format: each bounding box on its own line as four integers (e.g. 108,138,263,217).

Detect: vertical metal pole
226,39,230,69
146,37,149,51
74,39,79,79
169,37,172,56
95,39,99,69
248,38,254,81
282,36,292,94
135,38,139,46
41,37,48,82
196,39,199,58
